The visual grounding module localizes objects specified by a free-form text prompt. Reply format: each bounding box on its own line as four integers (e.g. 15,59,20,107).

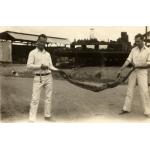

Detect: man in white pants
27,34,59,122
118,33,150,117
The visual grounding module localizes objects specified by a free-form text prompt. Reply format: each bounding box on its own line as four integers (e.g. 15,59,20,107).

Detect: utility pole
90,28,95,39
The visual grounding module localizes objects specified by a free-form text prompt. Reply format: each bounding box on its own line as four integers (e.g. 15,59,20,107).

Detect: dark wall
11,45,129,67
12,45,59,64
12,45,36,64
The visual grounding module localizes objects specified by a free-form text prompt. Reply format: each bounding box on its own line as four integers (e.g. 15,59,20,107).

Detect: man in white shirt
118,33,150,117
27,34,60,122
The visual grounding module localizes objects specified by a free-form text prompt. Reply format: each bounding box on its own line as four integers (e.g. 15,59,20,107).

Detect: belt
35,73,51,76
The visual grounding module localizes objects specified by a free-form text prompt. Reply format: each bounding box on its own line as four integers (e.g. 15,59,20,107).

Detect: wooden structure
0,31,70,63
0,41,12,63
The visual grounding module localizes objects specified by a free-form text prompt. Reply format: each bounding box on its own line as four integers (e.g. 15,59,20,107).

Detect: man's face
37,37,47,51
135,37,143,48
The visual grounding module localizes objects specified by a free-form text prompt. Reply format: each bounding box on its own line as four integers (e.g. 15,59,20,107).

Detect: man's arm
27,52,41,70
49,54,59,71
117,60,131,77
120,60,131,71
117,49,133,78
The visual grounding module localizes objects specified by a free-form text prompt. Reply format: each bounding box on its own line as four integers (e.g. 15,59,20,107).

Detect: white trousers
29,74,53,121
123,69,150,115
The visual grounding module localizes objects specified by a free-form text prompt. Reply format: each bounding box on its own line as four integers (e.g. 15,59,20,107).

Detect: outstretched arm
49,54,60,71
117,60,131,78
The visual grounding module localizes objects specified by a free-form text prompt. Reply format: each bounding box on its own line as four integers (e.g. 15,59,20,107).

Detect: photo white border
1,0,150,150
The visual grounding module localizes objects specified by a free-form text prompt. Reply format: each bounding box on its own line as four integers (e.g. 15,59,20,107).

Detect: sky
0,26,147,44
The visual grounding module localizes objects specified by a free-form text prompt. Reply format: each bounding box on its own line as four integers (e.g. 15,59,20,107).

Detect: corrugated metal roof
8,32,37,41
0,31,70,45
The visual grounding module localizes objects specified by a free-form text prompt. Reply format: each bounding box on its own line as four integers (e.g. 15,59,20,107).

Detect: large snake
58,66,149,92
58,68,133,92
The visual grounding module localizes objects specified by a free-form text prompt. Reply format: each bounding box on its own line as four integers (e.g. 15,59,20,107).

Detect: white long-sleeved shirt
27,48,58,74
127,46,150,66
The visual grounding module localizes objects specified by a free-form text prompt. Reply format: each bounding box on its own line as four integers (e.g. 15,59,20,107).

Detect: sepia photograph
1,1,150,150
1,26,150,123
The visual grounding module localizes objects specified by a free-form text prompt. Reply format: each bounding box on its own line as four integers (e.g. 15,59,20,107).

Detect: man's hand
117,69,123,78
58,70,68,79
130,62,135,68
41,64,49,70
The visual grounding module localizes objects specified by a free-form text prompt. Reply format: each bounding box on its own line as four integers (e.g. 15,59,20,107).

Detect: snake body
58,67,135,92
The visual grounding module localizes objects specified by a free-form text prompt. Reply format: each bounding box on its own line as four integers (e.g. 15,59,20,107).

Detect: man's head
37,34,47,51
134,33,144,49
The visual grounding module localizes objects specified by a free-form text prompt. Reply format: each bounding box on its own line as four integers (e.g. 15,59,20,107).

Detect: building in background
0,31,70,63
0,30,133,67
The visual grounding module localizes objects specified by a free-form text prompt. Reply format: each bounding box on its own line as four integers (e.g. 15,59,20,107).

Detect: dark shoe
44,117,55,122
119,110,130,115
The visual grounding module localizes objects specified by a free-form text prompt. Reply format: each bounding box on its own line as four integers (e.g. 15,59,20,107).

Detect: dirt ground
1,76,150,123
1,64,150,123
